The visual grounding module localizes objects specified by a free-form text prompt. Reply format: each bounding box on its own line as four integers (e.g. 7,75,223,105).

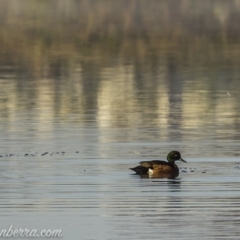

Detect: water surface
0,1,240,239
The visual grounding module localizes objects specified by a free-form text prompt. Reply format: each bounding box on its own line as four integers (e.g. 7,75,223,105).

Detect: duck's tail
129,165,149,174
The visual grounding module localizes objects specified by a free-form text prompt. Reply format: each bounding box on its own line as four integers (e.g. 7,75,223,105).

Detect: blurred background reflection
0,0,239,156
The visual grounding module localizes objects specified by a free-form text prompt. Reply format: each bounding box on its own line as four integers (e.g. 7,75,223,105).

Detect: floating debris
0,151,82,157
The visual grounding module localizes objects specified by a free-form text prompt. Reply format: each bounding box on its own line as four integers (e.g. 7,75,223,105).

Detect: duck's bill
180,158,187,163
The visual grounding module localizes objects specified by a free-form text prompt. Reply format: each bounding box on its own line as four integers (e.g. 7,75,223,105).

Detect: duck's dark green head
167,151,187,163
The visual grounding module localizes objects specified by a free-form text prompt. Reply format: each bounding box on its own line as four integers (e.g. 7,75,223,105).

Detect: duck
130,151,187,178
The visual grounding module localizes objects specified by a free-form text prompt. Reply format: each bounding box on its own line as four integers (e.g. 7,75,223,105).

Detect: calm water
1,1,240,239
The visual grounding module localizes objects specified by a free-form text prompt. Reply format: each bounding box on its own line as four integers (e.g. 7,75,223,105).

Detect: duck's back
140,160,170,168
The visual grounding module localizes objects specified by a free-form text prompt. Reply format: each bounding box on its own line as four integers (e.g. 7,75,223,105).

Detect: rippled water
1,1,240,239
1,118,240,239
1,151,240,239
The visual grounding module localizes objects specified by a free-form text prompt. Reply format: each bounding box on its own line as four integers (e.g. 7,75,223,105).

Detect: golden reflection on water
98,65,136,128
0,63,240,139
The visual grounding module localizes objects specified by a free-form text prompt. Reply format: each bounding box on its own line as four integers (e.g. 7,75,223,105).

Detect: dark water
0,1,240,239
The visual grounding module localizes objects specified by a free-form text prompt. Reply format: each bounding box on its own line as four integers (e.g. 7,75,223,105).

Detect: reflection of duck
130,151,187,178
